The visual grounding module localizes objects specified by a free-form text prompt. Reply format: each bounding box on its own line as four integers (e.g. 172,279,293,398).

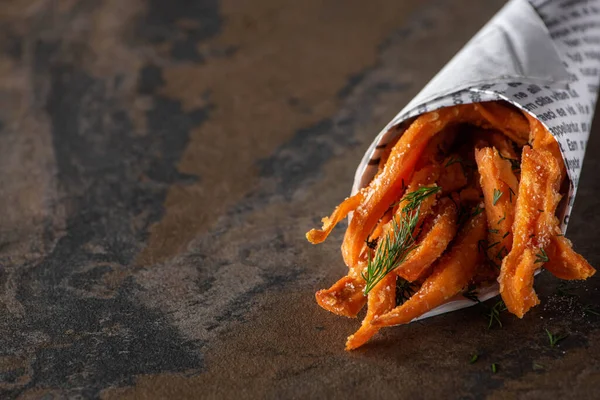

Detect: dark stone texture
0,0,599,399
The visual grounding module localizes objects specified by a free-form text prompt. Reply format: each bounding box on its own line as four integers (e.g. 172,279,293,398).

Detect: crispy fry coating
342,105,481,267
544,235,596,280
373,210,487,327
474,102,530,146
499,146,562,317
305,101,595,349
345,273,396,350
475,147,519,264
306,191,364,244
396,198,458,282
315,274,367,318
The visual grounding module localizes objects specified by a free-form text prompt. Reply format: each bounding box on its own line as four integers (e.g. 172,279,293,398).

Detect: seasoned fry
315,274,367,318
396,198,458,282
544,235,596,280
474,102,530,146
499,146,562,317
526,114,567,182
367,209,394,245
487,131,520,160
345,273,396,350
342,105,481,267
306,101,595,349
475,147,518,264
373,210,487,327
306,191,364,244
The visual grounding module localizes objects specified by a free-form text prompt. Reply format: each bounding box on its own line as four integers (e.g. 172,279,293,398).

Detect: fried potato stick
475,147,519,264
544,235,596,280
306,191,364,244
345,273,396,350
499,146,562,317
474,102,530,146
396,198,458,282
372,210,487,328
315,273,367,318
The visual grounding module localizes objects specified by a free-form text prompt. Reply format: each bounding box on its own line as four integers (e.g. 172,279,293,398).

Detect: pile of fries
306,101,596,350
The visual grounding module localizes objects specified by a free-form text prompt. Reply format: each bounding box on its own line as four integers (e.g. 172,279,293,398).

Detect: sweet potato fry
474,102,530,146
396,198,458,282
475,147,519,263
487,131,520,160
315,274,367,318
306,191,364,244
499,146,562,317
342,105,482,267
439,155,469,194
372,210,487,328
345,273,396,350
367,209,394,245
544,235,596,280
526,114,567,183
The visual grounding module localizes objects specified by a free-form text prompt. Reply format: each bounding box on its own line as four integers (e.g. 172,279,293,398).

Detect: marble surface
0,0,599,398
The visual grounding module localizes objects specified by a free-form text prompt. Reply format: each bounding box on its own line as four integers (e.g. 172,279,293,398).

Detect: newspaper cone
351,0,600,319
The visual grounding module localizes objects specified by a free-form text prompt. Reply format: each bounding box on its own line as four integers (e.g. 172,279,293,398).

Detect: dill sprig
493,188,503,205
534,248,549,264
491,363,498,373
546,329,568,348
469,354,479,364
487,300,507,329
362,186,441,295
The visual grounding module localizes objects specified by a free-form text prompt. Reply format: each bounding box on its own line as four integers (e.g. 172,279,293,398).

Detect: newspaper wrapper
350,0,600,320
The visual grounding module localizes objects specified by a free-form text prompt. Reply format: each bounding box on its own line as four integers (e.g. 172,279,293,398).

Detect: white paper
351,0,600,320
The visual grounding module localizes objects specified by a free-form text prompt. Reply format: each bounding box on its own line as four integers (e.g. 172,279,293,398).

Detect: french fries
307,101,596,349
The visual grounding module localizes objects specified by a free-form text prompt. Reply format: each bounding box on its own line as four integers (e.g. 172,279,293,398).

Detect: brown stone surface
0,0,599,398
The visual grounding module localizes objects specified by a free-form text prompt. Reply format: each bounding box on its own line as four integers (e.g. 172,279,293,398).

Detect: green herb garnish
470,354,479,364
487,300,507,329
362,186,441,294
497,211,506,225
498,151,520,170
535,248,549,264
493,189,503,206
546,329,568,348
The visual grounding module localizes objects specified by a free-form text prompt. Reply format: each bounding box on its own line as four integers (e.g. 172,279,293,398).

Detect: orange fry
373,210,487,328
306,191,364,244
544,235,596,280
487,131,520,160
439,155,468,194
499,146,562,317
315,275,367,318
367,209,393,244
396,198,458,282
474,102,530,146
526,114,567,183
342,105,481,267
475,147,519,263
345,273,396,350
